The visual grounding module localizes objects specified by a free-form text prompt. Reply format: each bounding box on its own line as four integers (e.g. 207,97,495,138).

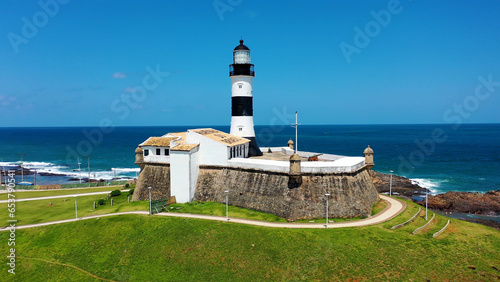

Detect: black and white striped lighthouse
229,39,262,156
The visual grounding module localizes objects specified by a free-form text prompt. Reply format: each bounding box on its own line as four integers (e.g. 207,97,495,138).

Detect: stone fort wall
133,163,378,221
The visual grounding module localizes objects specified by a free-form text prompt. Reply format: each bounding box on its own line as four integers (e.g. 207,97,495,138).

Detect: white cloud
112,72,126,79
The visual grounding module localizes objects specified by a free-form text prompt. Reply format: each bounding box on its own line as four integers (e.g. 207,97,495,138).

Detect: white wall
142,146,170,163
170,150,190,203
186,131,229,166
228,158,290,173
230,116,256,137
231,76,253,97
229,157,365,174
301,157,365,173
189,147,200,202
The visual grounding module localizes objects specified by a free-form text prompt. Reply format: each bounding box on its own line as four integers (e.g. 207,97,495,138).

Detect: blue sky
1,0,499,127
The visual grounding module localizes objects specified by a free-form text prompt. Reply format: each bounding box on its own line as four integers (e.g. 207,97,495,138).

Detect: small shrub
97,199,105,205
128,188,135,196
124,183,130,188
110,189,121,197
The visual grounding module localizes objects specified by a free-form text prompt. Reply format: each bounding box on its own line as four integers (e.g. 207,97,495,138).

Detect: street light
389,170,394,196
18,153,26,182
225,190,229,222
84,155,92,185
325,193,330,228
148,186,152,215
425,190,428,221
75,196,78,219
77,157,82,184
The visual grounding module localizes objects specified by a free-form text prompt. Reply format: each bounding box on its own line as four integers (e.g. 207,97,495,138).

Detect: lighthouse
229,39,262,156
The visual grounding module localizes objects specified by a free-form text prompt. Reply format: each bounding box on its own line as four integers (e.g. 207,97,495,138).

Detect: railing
229,64,255,76
1,180,131,190
391,207,421,229
412,213,435,235
433,220,451,238
151,198,167,214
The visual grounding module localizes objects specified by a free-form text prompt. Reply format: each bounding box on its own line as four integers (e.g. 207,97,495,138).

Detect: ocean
0,124,499,194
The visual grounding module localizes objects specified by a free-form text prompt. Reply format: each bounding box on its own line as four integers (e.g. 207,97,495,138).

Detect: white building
138,128,250,203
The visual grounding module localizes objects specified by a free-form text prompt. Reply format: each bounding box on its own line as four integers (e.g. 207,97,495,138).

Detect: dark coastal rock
462,218,500,230
370,171,428,197
420,190,500,216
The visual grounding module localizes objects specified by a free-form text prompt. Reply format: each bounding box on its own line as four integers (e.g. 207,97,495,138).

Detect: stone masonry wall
132,163,171,201
134,163,378,221
195,166,378,221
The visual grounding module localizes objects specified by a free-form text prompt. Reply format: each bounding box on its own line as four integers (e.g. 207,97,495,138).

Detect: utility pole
225,190,229,222
425,191,428,221
148,187,152,215
78,157,82,184
291,112,301,153
84,155,91,184
75,196,78,219
17,153,26,182
325,193,330,228
389,170,393,196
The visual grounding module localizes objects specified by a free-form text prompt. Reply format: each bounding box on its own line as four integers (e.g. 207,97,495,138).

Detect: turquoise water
0,124,499,194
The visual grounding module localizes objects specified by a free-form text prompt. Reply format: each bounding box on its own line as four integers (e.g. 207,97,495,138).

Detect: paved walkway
0,190,130,203
1,195,405,231
156,194,405,228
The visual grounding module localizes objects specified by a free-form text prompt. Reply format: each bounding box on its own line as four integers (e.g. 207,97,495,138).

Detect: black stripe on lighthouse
231,97,253,116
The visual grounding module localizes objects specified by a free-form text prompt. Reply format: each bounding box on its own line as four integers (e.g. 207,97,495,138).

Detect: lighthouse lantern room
229,39,262,156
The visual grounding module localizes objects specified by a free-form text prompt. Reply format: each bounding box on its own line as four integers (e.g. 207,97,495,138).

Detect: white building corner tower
229,39,262,156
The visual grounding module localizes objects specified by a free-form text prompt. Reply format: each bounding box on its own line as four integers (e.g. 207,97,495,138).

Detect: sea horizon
1,123,499,195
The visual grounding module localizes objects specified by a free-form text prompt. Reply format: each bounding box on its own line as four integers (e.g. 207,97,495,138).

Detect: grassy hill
1,198,499,281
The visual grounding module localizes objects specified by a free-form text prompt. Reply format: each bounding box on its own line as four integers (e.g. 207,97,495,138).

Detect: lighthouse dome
234,39,250,51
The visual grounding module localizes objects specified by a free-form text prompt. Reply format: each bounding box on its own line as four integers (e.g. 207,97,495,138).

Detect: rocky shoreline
371,170,500,230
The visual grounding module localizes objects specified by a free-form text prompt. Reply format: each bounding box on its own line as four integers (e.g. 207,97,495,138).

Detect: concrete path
156,194,405,228
0,190,130,203
0,195,405,231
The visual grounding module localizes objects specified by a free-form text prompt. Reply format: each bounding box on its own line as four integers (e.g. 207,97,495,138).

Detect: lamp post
75,196,78,219
425,190,428,221
148,186,152,215
389,170,393,196
225,190,229,222
77,157,82,184
18,153,26,182
84,155,91,184
325,193,330,228
34,169,37,186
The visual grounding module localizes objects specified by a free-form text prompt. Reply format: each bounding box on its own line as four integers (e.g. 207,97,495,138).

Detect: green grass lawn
0,192,147,227
0,186,128,200
168,201,288,222
168,197,389,224
1,199,498,281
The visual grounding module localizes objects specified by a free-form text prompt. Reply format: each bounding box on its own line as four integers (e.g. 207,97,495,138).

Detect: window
144,149,149,156
239,128,242,131
165,149,169,156
238,83,243,89
156,148,161,155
